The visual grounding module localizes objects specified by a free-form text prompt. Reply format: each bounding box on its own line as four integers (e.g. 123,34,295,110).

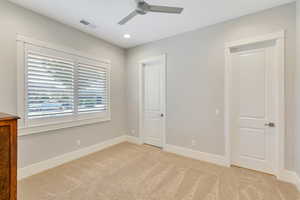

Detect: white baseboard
278,169,300,191
125,135,143,145
164,144,300,191
18,135,127,180
18,135,300,193
164,144,230,167
19,135,230,180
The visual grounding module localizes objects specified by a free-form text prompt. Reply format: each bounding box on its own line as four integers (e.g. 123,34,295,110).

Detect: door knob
265,122,275,127
160,113,164,117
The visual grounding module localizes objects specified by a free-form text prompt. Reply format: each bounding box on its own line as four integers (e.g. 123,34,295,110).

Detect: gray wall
126,3,296,170
0,0,297,171
0,1,127,168
295,0,300,176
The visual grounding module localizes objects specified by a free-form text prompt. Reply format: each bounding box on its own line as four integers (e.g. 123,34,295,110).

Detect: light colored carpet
18,142,300,200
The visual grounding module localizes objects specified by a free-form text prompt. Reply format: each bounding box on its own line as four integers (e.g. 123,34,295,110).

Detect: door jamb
224,31,285,177
138,54,167,149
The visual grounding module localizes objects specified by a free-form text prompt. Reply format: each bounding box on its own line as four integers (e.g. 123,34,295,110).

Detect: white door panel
141,57,165,148
231,45,276,174
239,128,266,160
238,50,266,118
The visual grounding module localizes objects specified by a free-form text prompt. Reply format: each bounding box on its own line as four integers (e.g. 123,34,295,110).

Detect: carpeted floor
18,142,300,200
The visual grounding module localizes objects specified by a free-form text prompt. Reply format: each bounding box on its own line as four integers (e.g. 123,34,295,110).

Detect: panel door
231,45,276,174
142,59,165,147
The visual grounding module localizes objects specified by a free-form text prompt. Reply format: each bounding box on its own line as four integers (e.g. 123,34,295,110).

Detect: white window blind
78,63,108,114
19,40,111,134
27,52,75,119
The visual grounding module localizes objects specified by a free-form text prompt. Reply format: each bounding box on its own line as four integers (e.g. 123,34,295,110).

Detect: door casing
138,54,167,149
225,31,285,177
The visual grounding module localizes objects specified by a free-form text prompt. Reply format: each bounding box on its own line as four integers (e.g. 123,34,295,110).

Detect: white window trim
17,35,111,136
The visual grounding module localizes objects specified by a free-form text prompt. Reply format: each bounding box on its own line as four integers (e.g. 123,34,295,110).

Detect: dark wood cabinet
0,113,19,200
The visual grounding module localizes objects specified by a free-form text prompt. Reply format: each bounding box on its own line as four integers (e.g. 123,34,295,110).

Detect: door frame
138,54,167,149
224,31,285,177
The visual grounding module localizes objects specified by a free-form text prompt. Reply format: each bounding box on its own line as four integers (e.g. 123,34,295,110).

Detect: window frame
17,35,111,136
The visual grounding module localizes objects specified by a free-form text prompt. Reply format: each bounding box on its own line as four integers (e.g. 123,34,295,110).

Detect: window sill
18,116,111,136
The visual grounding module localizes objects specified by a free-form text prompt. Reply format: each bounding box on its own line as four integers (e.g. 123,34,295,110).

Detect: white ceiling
9,0,294,48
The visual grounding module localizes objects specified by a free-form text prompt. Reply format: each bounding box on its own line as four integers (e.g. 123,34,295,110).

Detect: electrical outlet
191,140,196,146
76,140,81,146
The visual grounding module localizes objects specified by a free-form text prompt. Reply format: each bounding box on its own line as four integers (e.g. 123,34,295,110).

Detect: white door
230,42,276,174
140,56,166,148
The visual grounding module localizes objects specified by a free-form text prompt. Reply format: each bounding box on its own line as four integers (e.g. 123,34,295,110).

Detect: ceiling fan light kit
118,0,184,25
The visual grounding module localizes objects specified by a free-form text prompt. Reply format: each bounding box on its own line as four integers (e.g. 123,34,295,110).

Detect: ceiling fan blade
118,11,138,25
148,5,183,14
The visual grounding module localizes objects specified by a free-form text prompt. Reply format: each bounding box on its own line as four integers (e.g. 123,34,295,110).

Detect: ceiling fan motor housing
136,1,150,15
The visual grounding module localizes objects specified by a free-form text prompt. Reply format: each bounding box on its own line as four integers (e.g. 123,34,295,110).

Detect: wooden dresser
0,113,19,200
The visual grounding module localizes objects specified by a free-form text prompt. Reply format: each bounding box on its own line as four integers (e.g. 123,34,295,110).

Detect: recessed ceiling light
124,34,131,39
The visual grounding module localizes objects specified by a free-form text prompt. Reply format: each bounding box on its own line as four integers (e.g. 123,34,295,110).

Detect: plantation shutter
22,41,111,132
77,63,109,114
26,52,75,118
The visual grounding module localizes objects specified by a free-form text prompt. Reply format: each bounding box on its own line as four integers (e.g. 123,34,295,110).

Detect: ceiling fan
118,0,184,25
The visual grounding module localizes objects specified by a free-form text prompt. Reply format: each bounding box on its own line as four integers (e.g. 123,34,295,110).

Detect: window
77,63,108,114
27,52,75,118
17,36,111,135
